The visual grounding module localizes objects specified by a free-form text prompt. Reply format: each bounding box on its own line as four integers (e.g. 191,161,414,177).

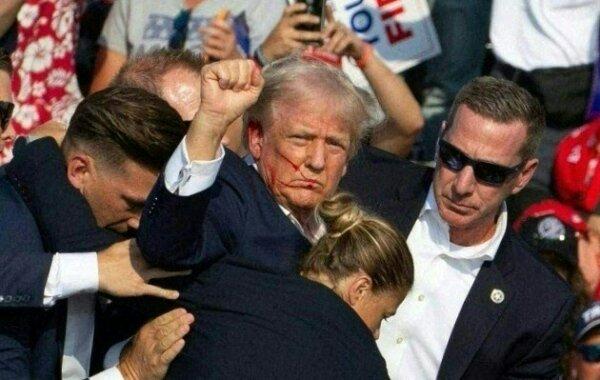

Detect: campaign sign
332,0,440,73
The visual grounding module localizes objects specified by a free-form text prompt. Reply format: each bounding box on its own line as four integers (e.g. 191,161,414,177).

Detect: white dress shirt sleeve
164,138,225,196
43,252,98,307
89,366,124,380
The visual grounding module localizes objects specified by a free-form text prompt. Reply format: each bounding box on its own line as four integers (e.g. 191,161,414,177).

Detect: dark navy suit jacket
339,145,576,379
137,149,389,379
0,138,119,378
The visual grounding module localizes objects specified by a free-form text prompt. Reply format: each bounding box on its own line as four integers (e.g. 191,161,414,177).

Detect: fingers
141,283,180,300
207,19,233,34
154,308,188,326
288,12,321,28
325,4,335,23
283,2,309,17
289,29,323,43
160,339,185,365
250,61,264,89
333,35,354,55
322,27,345,52
156,312,194,351
207,60,259,91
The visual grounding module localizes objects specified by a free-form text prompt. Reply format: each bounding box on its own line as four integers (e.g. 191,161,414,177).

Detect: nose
452,165,476,196
305,140,326,173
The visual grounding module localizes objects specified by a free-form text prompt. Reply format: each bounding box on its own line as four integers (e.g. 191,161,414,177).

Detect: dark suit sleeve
138,161,246,270
0,180,53,308
0,310,34,379
504,295,575,379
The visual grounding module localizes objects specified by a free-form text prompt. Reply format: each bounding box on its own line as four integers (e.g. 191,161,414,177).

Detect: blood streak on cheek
276,150,318,184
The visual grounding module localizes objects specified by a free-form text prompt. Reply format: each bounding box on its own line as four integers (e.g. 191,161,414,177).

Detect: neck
448,213,499,246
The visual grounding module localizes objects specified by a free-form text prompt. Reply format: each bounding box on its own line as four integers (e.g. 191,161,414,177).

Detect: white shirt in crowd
490,0,599,71
377,187,507,379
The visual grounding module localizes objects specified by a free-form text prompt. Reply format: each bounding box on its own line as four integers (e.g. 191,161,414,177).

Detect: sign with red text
331,0,440,73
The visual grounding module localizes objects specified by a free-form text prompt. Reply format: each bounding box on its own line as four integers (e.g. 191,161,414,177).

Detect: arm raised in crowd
259,2,322,63
138,59,263,269
321,18,424,157
186,59,263,161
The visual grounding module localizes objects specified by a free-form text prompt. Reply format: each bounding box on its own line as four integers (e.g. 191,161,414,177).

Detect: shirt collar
419,186,507,261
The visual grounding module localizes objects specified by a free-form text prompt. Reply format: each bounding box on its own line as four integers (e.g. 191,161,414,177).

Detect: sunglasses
437,139,524,186
578,344,600,362
0,101,14,133
168,9,192,50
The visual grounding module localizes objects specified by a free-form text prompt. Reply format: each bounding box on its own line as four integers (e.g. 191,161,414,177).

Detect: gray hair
445,76,545,160
244,55,370,156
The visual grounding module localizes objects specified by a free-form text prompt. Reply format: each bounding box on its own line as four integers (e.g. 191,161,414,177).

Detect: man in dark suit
340,77,575,379
0,86,193,379
136,57,393,378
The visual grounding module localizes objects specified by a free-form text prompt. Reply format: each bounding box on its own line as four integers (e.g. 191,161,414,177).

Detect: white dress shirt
377,186,507,379
42,234,122,378
490,0,599,70
164,138,325,242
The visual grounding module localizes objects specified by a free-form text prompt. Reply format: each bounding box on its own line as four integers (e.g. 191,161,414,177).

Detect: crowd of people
0,0,599,379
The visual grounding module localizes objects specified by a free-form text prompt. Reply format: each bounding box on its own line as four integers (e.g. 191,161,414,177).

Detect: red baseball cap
554,118,600,213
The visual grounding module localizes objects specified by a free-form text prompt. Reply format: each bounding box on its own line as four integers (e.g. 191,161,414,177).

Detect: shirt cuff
43,252,98,306
104,338,131,369
89,366,124,380
163,137,225,196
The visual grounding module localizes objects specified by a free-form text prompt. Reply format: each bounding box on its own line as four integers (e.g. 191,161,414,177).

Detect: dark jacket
0,138,118,378
137,149,389,379
339,145,576,379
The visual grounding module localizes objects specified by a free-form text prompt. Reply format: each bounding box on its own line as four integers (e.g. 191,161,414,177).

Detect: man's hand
578,231,600,297
260,2,322,62
118,308,194,380
200,18,243,62
97,239,190,299
186,59,263,161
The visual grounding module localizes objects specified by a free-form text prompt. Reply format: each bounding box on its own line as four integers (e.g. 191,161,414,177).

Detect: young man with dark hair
0,86,192,379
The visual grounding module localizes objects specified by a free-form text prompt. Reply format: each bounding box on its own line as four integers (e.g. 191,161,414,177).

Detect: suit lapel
437,237,515,380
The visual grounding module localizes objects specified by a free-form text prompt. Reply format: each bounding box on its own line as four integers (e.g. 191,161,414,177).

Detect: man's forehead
271,103,350,134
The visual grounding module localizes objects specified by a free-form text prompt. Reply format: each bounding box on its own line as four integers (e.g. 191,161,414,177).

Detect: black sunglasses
168,9,192,50
578,344,600,362
0,101,14,133
437,139,524,186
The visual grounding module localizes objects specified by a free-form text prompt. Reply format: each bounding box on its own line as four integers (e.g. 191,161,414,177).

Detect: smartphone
290,0,325,32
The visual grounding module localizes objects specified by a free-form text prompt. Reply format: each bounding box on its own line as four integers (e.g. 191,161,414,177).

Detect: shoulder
502,230,574,306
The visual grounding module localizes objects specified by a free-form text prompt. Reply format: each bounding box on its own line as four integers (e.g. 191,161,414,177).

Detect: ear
511,158,538,195
346,272,373,307
66,153,96,193
246,119,264,161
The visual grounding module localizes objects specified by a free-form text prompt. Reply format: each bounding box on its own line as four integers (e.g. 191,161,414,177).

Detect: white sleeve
89,366,124,380
43,252,98,307
163,137,225,196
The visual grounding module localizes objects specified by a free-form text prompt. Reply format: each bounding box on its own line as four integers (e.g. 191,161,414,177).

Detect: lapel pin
490,289,505,304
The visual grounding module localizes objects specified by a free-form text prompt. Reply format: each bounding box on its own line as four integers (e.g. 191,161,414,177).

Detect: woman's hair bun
318,192,364,237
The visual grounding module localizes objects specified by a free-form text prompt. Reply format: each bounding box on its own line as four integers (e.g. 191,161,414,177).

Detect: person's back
168,258,389,379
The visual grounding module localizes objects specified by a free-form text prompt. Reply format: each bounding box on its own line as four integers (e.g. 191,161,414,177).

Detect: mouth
290,179,323,190
443,196,475,214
